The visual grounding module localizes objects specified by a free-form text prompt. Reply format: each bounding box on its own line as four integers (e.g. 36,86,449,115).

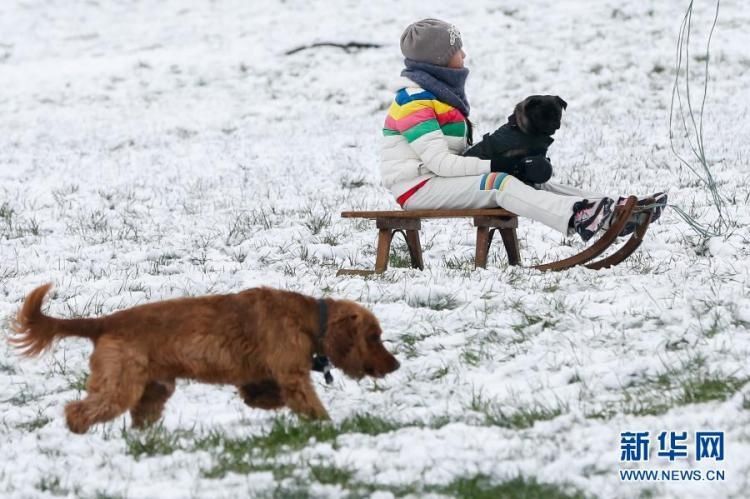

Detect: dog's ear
330,314,357,358
555,96,568,110
524,95,542,109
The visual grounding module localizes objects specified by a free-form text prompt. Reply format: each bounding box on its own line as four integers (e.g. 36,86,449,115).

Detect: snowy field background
1,0,749,497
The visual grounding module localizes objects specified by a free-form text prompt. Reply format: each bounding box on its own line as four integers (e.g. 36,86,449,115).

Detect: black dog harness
311,298,334,384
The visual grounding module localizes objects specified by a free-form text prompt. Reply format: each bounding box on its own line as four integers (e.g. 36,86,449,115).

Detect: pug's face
514,95,568,136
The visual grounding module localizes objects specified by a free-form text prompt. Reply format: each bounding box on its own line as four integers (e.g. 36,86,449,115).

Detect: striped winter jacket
380,83,491,199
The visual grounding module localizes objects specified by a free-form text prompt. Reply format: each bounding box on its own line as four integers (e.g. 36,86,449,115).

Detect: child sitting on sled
380,18,666,241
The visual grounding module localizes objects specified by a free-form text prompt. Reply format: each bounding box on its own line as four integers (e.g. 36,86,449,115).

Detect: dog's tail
9,283,105,357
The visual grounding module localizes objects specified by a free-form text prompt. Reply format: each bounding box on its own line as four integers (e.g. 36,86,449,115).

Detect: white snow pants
402,173,607,234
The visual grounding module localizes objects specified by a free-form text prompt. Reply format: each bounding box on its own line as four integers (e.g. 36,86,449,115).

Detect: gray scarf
401,58,471,118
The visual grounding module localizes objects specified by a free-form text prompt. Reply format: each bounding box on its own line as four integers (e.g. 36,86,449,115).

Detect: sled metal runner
337,196,650,275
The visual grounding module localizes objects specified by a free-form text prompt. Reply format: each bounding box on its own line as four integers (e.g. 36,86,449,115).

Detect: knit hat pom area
400,18,462,67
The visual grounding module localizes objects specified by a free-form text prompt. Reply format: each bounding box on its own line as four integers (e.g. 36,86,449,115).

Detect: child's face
447,49,466,69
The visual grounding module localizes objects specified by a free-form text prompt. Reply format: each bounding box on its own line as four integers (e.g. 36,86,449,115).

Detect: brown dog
9,284,400,434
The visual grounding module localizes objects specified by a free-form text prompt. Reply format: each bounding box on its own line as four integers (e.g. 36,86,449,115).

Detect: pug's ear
524,95,542,109
555,96,568,110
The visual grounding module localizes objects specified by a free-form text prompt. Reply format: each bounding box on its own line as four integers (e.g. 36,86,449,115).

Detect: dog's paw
65,401,92,434
294,405,330,421
239,380,285,409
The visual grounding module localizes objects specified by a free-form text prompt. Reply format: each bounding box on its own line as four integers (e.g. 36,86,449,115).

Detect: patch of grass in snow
429,364,451,380
290,472,585,499
36,476,69,496
469,391,565,429
62,292,108,318
510,311,557,334
678,375,747,405
147,252,181,274
398,329,434,359
261,484,315,499
282,262,298,276
0,361,16,374
388,240,413,269
15,413,52,432
67,371,89,393
303,207,332,236
122,423,194,458
93,491,125,499
225,212,257,246
201,450,294,481
433,475,585,499
320,228,343,246
307,463,355,486
4,388,45,407
541,276,562,293
0,202,40,239
339,175,368,190
250,208,277,230
509,301,559,335
460,346,483,367
51,183,80,209
198,414,400,479
407,291,459,311
253,414,399,454
122,414,401,474
462,327,501,361
595,356,749,418
122,415,460,486
443,253,475,271
623,250,663,274
487,404,564,430
66,210,115,244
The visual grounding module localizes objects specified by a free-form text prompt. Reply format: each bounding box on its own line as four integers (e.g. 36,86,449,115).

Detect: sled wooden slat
342,208,516,219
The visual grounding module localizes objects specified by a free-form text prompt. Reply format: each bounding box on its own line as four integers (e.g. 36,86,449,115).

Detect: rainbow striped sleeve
383,88,466,143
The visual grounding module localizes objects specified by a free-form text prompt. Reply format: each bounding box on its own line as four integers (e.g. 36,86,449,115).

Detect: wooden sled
337,196,647,275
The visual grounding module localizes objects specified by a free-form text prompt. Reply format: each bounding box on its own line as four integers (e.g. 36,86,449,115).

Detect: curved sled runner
337,196,649,275
531,196,637,272
585,197,655,270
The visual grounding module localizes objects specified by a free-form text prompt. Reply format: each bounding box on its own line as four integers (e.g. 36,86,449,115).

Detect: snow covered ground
1,0,749,497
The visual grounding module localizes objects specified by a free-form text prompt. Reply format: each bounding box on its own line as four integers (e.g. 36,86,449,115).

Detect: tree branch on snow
284,41,382,56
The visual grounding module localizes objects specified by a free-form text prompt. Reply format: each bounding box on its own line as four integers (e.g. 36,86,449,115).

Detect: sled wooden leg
404,229,424,270
474,216,519,269
499,228,521,266
338,213,528,275
374,228,394,273
475,226,491,269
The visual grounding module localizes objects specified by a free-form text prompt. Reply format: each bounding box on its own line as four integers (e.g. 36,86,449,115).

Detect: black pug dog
464,95,567,185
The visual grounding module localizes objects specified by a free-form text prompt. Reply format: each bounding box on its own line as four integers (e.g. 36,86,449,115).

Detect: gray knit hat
400,18,463,66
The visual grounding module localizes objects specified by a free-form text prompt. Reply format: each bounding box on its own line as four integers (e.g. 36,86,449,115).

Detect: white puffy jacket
379,82,491,200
